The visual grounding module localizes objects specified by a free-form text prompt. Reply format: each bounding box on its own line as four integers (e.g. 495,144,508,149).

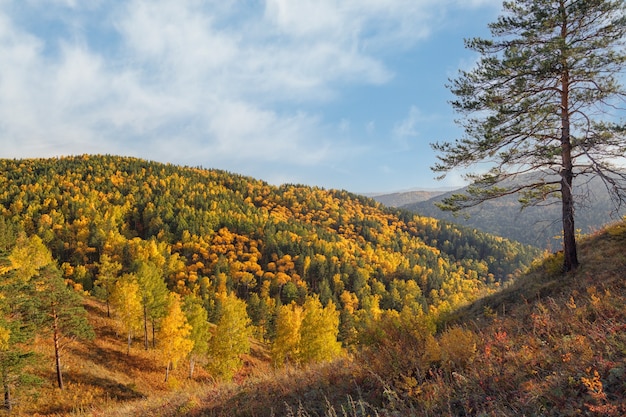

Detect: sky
0,0,503,194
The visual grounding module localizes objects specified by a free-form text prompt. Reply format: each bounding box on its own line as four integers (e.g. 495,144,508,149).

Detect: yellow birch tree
298,296,342,364
158,293,194,382
205,293,252,381
110,275,143,354
270,302,302,367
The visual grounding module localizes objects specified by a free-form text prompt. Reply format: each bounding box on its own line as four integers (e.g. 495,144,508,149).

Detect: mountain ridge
373,175,625,248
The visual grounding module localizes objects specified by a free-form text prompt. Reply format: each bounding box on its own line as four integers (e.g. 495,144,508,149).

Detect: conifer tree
0,285,36,411
432,0,626,272
31,264,94,390
158,293,194,382
4,235,93,392
0,234,46,409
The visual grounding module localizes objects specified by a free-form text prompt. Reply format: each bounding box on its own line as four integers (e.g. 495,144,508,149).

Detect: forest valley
2,155,625,416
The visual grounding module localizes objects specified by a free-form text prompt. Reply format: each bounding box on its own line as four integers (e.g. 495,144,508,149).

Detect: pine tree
432,0,626,272
31,264,94,390
0,234,44,409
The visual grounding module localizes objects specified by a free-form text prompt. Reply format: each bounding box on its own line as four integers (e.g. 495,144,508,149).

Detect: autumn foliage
0,155,548,415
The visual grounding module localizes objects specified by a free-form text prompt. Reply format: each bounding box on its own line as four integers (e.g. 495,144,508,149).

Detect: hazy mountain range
372,175,625,249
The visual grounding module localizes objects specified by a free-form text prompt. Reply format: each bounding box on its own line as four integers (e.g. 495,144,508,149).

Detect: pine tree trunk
52,303,64,390
561,170,578,272
559,28,579,273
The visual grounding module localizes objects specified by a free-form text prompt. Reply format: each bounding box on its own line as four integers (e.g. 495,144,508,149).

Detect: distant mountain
369,190,446,207
402,175,625,249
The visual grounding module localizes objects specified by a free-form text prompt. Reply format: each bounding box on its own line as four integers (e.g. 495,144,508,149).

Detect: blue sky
0,0,502,194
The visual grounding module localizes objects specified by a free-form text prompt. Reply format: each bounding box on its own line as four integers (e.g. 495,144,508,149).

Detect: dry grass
360,219,626,416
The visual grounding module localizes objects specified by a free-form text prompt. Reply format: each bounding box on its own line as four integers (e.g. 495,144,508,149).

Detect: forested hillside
0,155,541,414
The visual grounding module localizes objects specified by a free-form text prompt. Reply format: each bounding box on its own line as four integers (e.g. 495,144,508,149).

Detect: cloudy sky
0,0,502,194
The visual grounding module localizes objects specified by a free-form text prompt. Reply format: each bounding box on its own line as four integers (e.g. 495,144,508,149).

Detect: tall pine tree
432,0,626,272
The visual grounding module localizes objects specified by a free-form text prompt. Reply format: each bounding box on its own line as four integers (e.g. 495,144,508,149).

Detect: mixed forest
0,155,542,414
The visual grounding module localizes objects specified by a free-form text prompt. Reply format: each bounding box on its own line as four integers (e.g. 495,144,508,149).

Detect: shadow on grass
66,371,145,401
34,371,144,416
69,342,162,377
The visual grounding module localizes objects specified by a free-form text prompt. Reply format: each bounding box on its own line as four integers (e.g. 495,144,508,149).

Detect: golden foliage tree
182,295,210,379
298,296,342,364
158,293,194,382
271,302,302,367
110,274,143,354
205,293,252,381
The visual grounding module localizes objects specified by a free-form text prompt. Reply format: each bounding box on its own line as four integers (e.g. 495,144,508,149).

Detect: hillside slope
76,219,626,417
364,219,626,416
1,156,623,416
0,155,545,415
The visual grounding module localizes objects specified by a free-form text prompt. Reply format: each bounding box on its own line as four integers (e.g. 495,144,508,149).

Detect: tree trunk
127,330,132,355
164,361,171,383
4,383,10,411
52,303,64,390
559,10,579,273
561,170,578,272
189,357,195,380
143,304,149,350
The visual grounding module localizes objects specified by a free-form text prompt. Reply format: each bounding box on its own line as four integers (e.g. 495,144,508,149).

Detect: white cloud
394,106,423,138
207,101,329,164
0,0,500,183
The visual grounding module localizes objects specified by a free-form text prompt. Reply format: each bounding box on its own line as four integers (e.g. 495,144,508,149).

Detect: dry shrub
438,326,478,373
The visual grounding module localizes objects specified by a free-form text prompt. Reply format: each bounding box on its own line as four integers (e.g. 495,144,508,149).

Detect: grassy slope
8,219,626,417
